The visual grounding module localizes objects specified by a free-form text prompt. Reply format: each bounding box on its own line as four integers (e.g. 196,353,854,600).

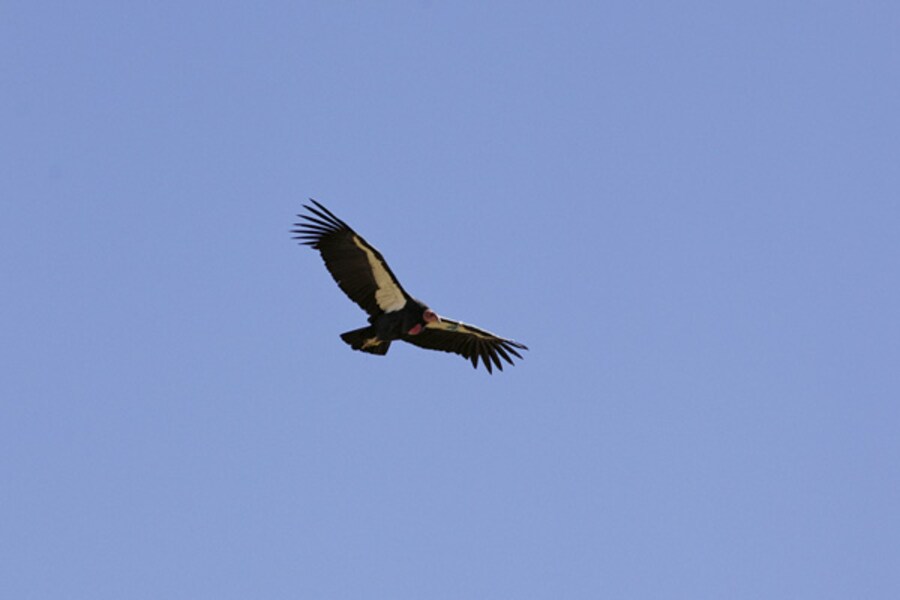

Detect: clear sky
2,1,898,598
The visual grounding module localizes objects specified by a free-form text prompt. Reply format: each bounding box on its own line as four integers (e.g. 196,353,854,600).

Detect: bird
292,200,528,373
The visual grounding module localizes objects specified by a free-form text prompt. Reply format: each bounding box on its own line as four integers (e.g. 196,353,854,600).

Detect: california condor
292,200,528,373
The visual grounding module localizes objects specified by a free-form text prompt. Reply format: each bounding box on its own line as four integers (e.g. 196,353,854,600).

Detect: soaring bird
293,200,527,373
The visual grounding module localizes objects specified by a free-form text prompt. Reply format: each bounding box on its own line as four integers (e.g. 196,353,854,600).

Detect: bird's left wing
293,200,410,315
401,318,528,374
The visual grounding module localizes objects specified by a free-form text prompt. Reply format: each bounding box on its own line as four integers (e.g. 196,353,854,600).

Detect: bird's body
293,200,527,373
341,299,432,355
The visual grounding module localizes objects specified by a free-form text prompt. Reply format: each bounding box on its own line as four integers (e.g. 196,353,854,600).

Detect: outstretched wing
293,200,410,315
402,318,528,374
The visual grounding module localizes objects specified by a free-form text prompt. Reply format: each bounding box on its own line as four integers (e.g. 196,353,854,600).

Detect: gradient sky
3,1,899,598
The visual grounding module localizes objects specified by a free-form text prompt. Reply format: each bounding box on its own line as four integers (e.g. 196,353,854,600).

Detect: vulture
293,200,527,373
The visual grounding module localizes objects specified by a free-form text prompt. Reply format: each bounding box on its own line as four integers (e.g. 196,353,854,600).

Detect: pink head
407,308,440,336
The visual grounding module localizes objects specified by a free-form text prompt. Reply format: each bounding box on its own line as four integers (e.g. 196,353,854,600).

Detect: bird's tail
340,326,391,356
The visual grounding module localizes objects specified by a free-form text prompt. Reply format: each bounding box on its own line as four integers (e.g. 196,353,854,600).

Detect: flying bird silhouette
293,200,528,373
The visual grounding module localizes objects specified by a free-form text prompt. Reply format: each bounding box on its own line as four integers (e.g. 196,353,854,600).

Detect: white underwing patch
352,236,407,312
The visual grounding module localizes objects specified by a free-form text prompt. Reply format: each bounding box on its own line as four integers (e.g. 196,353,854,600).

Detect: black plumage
292,200,528,373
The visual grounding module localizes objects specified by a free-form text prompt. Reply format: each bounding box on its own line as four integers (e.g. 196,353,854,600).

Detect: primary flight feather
292,200,528,373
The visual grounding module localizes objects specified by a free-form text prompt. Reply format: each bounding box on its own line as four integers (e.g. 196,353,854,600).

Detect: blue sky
2,1,899,598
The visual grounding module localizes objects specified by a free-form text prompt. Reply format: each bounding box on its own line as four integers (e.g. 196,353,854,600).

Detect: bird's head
407,306,441,336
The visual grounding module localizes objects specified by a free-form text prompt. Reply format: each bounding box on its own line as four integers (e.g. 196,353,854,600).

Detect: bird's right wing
293,200,410,316
402,317,528,374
